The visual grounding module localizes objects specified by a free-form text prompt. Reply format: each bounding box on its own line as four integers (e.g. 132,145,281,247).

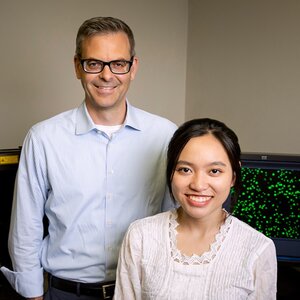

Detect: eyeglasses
80,57,134,74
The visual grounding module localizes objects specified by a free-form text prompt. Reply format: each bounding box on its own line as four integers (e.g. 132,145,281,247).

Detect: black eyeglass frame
80,56,134,74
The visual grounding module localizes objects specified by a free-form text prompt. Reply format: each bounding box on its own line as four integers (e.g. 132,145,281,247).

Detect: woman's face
171,134,235,221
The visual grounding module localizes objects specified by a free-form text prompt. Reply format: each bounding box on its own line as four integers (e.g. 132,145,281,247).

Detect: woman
114,118,277,299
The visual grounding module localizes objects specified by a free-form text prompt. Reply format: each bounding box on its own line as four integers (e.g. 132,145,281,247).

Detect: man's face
74,32,138,122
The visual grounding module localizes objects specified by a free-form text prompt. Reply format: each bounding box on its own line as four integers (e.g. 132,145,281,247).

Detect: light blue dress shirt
0,101,177,297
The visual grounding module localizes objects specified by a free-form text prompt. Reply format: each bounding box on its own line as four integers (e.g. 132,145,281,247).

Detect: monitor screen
232,153,300,262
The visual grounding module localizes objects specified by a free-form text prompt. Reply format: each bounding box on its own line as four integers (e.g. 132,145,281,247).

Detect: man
1,17,177,300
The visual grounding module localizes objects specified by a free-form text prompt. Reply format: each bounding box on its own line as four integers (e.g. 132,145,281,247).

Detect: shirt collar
75,100,141,135
124,101,142,131
75,102,95,135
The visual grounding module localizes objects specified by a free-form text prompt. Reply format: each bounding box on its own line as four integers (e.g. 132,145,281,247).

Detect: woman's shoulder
230,215,275,248
129,211,172,231
124,211,173,245
231,215,262,234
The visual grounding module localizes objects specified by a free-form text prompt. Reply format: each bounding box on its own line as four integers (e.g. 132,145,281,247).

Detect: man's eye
87,61,101,68
112,61,126,68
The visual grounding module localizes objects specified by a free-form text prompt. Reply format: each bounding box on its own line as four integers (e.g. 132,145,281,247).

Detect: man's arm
1,130,47,297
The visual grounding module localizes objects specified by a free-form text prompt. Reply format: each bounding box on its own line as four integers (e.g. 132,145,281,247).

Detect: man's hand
27,297,43,300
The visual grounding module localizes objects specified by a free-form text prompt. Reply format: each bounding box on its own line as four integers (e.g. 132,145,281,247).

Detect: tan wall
1,0,299,155
0,0,187,149
186,0,300,154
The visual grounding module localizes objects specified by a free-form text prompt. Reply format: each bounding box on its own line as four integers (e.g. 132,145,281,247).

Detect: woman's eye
211,169,221,175
177,167,191,174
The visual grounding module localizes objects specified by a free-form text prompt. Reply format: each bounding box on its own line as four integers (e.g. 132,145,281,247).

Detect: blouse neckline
169,209,232,265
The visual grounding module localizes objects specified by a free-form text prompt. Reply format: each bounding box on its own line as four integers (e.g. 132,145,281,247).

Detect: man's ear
130,56,139,81
74,55,82,79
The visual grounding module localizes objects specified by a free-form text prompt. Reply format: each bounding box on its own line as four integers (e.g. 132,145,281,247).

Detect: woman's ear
231,172,236,187
231,161,241,187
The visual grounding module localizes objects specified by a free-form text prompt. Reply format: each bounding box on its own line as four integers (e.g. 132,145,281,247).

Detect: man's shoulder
31,107,77,132
132,105,174,123
129,104,177,132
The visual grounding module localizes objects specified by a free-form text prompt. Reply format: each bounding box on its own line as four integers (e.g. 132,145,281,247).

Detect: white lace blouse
114,210,277,300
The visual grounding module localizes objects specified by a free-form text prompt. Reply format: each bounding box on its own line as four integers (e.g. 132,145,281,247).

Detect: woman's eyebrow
176,160,227,167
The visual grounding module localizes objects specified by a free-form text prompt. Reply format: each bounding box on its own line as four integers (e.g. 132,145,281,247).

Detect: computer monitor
231,153,300,262
0,148,21,268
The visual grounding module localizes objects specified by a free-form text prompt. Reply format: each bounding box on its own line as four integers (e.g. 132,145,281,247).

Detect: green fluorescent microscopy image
233,167,300,239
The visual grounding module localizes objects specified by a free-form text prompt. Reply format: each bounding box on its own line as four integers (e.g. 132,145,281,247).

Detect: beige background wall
1,0,299,155
0,0,187,149
186,0,300,154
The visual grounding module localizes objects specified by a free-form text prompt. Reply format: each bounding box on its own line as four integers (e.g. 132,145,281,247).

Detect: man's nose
99,65,114,80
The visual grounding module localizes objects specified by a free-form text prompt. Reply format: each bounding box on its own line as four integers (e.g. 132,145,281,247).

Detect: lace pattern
169,209,232,265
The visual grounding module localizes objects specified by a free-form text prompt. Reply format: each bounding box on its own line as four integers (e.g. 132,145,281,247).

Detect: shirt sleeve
114,223,143,300
0,266,44,297
250,239,277,300
1,129,47,297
